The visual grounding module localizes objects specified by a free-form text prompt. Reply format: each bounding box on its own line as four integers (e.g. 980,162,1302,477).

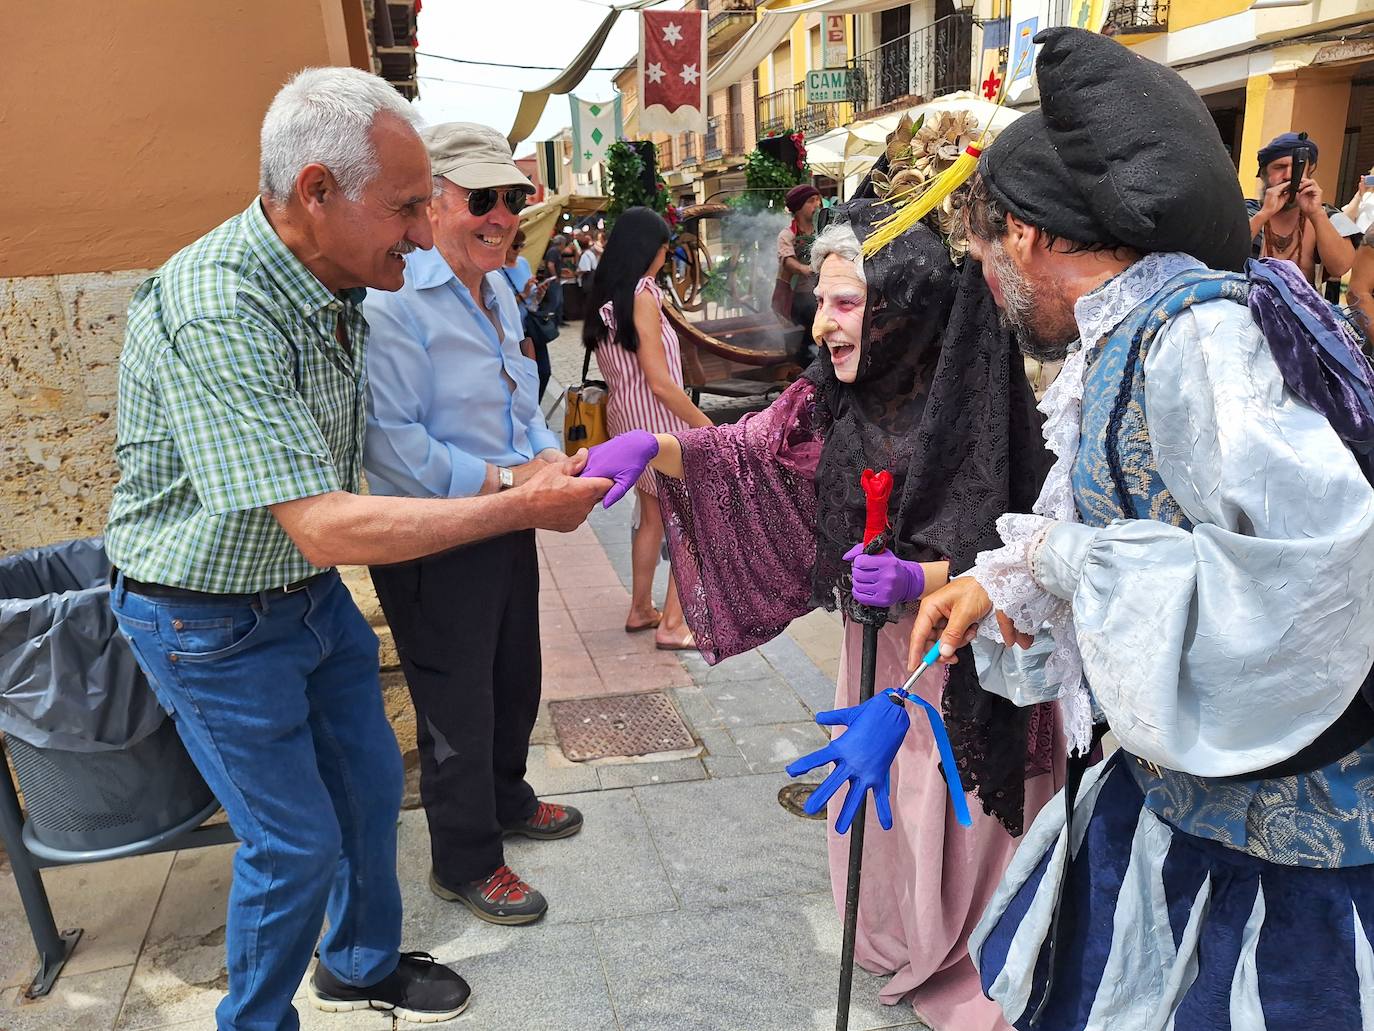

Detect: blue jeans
110,571,403,1031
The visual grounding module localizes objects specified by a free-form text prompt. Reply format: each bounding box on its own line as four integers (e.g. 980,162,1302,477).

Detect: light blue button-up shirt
362,247,559,498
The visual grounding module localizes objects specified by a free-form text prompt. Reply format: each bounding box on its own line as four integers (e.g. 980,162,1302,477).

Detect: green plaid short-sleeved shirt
105,199,370,593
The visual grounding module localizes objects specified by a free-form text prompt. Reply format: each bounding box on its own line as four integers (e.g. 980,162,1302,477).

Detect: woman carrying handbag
582,207,711,648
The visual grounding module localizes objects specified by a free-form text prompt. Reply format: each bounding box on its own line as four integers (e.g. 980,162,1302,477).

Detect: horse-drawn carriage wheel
668,229,712,313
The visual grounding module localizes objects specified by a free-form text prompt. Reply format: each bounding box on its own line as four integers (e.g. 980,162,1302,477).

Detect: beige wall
1,0,371,556
0,0,367,279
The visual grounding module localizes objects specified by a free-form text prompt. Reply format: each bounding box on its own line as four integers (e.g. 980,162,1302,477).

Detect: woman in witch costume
580,196,1060,1030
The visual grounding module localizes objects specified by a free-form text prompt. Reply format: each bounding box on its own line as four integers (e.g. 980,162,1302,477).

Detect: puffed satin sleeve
1032,299,1374,777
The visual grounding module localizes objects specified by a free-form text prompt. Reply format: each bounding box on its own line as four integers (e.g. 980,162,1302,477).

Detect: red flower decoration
982,70,1002,101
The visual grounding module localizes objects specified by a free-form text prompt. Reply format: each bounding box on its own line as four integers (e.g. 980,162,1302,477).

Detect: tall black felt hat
979,28,1251,272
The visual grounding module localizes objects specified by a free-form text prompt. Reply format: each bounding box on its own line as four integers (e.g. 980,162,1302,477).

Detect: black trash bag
0,537,166,752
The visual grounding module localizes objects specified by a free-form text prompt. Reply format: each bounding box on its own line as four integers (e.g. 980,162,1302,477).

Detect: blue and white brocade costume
965,253,1374,1030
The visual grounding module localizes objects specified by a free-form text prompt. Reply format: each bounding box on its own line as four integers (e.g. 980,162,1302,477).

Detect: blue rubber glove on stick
578,430,659,507
843,545,925,608
785,691,911,833
787,641,974,834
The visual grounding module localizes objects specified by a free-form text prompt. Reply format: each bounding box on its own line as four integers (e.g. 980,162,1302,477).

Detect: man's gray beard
988,241,1074,363
1008,317,1073,363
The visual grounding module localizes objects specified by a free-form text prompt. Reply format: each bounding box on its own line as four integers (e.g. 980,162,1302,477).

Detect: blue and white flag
570,95,623,175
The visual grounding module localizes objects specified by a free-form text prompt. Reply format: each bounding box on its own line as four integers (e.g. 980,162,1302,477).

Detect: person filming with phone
1248,131,1356,285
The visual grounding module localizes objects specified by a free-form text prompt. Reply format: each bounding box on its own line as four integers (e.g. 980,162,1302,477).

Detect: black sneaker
429,865,548,925
308,951,471,1024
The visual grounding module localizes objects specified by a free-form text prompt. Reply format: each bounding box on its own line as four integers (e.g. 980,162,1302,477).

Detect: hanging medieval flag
638,8,707,134
570,95,623,175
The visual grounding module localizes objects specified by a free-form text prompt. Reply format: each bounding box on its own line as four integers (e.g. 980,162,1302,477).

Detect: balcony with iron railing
849,12,974,116
756,82,847,142
1102,0,1169,33
705,112,745,160
755,84,797,140
707,0,755,45
679,132,699,168
796,90,837,138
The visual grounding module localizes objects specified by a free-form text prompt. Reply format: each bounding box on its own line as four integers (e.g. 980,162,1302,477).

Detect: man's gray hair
259,67,421,203
810,222,866,282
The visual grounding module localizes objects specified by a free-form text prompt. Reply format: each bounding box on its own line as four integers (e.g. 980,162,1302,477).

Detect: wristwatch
498,467,515,491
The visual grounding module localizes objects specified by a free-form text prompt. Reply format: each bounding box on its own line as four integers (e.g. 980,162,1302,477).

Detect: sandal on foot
655,632,697,652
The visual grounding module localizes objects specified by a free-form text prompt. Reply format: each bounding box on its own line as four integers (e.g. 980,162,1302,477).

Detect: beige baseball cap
420,121,535,193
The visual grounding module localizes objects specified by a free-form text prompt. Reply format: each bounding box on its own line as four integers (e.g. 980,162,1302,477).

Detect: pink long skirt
825,614,1064,1031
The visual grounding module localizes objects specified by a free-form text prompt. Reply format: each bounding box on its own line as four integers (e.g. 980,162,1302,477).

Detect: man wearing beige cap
363,122,582,928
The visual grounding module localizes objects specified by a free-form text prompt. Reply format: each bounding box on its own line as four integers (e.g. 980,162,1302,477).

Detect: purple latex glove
578,430,660,507
785,690,910,833
842,544,925,607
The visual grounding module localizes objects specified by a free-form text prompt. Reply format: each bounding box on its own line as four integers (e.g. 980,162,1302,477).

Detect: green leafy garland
605,141,669,225
729,133,811,214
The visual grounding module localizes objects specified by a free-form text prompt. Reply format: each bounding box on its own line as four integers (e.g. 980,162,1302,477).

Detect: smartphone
1288,133,1310,204
1364,174,1374,187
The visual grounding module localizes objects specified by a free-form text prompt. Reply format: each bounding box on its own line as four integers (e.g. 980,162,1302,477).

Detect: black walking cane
834,468,895,1031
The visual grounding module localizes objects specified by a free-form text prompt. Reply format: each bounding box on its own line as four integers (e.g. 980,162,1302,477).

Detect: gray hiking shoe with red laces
502,800,584,841
430,865,548,925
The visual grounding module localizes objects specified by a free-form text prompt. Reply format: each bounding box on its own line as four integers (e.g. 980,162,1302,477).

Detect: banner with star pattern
637,9,707,135
570,94,623,175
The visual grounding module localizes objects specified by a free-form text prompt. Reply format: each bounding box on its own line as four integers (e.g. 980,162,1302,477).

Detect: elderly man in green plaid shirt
105,67,607,1030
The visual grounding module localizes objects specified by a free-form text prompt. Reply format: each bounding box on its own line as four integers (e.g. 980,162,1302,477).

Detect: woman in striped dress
582,207,712,649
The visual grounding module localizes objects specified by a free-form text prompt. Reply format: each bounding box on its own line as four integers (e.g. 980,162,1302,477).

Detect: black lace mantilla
805,201,1052,834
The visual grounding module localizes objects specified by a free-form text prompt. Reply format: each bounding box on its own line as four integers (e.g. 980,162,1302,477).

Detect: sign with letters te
823,14,848,69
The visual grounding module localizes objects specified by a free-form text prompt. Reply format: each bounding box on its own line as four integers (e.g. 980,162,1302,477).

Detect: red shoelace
529,801,567,829
478,865,531,904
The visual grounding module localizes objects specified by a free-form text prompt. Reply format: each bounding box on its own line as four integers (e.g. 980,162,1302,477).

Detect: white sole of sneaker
307,981,470,1023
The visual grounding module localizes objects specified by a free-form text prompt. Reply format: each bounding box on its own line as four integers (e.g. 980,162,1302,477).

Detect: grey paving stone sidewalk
2,352,928,1031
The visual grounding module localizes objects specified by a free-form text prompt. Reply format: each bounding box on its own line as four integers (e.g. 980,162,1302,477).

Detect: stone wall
3,273,418,790
1,270,149,555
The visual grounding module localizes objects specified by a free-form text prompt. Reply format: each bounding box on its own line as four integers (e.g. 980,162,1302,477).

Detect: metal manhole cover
549,692,694,762
778,782,826,820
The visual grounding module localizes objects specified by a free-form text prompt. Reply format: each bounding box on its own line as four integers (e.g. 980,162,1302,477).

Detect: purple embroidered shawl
657,379,822,664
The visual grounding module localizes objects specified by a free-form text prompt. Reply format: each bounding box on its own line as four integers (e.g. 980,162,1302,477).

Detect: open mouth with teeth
827,341,857,364
476,233,506,249
387,241,416,262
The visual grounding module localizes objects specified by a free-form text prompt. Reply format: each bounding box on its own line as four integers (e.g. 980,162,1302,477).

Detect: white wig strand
259,66,420,203
810,222,866,282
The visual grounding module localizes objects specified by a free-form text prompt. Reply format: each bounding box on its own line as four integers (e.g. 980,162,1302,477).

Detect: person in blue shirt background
363,122,583,928
501,228,553,400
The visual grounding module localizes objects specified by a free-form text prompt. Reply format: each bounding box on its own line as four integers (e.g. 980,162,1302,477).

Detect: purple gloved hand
579,430,660,507
842,545,925,607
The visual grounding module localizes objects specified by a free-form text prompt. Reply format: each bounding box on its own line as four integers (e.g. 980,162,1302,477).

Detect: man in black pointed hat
908,27,1374,1030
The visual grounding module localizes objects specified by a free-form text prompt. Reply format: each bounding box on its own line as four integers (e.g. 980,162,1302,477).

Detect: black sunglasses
466,187,531,217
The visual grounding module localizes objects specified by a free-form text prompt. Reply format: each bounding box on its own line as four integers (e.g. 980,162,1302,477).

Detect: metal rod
0,735,82,997
836,617,882,1031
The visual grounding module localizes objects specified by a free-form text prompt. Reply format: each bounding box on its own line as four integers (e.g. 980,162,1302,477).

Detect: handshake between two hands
576,430,661,507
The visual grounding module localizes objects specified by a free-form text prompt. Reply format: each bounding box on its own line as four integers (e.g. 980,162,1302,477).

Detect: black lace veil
804,199,1053,834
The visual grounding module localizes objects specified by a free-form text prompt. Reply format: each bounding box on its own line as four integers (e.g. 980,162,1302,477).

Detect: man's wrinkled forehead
374,116,432,205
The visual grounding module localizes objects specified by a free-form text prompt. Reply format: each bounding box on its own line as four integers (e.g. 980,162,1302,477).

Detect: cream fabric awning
807,92,1026,180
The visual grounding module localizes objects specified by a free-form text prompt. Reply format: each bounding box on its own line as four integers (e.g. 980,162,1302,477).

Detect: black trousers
370,530,541,884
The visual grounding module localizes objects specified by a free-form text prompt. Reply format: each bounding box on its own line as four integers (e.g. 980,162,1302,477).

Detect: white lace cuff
966,513,1060,641
967,513,1095,754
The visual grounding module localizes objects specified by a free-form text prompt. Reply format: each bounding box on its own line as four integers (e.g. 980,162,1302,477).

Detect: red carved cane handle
860,468,893,548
